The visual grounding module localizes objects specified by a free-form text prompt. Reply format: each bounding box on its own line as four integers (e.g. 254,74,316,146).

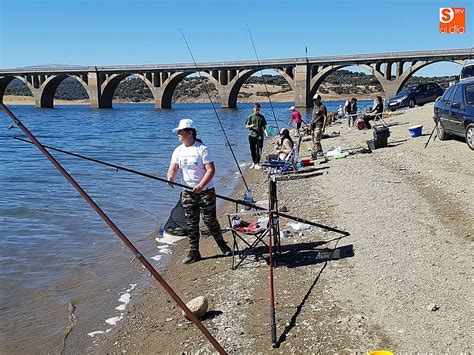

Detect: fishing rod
268,212,277,348
13,136,349,236
268,176,278,348
0,103,227,355
424,123,437,149
179,29,250,193
247,24,280,132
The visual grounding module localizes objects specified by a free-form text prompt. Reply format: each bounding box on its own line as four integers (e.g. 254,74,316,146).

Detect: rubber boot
217,241,232,256
182,249,201,264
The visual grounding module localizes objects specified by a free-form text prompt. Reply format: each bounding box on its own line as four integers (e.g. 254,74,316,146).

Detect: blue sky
0,0,472,76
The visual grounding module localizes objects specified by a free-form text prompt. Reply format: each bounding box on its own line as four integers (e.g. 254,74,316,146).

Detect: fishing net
164,193,188,236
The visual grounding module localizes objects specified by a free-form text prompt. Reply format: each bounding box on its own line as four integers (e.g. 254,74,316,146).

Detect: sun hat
313,94,321,100
289,106,295,111
172,119,196,132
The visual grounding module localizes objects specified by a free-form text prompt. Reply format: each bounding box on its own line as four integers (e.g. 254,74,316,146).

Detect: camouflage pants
181,188,224,251
311,121,323,153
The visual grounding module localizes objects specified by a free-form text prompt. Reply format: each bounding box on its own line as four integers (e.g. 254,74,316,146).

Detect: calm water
0,100,367,352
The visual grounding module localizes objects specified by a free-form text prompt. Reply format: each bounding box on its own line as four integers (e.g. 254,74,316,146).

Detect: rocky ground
94,103,472,354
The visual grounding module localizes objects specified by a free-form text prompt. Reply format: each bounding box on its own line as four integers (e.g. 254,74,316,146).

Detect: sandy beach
81,102,473,354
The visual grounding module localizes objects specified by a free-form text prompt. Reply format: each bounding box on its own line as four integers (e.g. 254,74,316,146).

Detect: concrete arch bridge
0,48,472,109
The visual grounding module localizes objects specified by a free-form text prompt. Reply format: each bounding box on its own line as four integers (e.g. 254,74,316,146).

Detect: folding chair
372,111,388,127
263,136,301,175
227,211,280,270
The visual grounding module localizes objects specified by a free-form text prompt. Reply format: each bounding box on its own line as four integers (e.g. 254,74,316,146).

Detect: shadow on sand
275,236,353,347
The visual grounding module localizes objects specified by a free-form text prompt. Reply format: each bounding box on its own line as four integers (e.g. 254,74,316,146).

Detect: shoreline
90,102,472,353
2,92,381,106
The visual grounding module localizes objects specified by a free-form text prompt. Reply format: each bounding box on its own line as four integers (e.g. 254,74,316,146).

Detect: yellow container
368,351,394,355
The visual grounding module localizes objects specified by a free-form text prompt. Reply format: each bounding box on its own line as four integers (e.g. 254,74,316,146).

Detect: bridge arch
308,65,346,100
221,69,258,108
309,64,384,101
99,72,186,109
159,71,197,109
387,59,463,95
38,75,90,108
0,76,40,105
0,76,18,103
240,68,295,107
360,59,464,98
207,67,295,108
100,74,135,108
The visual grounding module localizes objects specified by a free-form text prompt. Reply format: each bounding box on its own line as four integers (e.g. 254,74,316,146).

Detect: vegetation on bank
4,70,459,102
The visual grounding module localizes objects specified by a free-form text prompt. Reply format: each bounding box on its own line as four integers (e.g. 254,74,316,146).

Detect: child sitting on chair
266,128,294,161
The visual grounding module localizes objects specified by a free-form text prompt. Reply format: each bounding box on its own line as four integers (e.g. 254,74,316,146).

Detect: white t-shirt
170,141,214,189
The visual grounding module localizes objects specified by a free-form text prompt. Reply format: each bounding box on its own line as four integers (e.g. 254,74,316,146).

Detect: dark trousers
363,114,375,129
248,136,263,164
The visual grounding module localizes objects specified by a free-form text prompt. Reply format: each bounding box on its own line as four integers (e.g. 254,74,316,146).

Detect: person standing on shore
310,94,327,159
344,97,358,127
245,103,268,169
288,106,303,136
167,119,231,264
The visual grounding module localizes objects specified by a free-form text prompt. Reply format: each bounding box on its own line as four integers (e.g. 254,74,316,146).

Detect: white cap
289,106,295,111
313,94,321,100
280,128,289,135
172,119,195,132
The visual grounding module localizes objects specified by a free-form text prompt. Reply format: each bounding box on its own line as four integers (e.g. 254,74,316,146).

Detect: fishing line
13,136,349,236
246,24,280,132
179,29,250,192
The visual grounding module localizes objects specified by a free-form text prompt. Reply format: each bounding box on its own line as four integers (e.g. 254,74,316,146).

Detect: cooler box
373,126,390,139
367,137,388,150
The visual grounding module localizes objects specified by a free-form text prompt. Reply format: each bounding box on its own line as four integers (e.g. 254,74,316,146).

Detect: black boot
217,241,232,256
182,249,201,264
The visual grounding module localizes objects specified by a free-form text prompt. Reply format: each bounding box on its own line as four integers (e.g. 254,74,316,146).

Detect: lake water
0,100,371,352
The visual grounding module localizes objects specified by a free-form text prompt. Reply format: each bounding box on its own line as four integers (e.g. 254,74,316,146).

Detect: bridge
0,48,472,109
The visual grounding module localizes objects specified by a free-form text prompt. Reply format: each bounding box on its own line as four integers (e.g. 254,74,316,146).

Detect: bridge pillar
87,72,103,108
153,86,173,109
217,84,237,108
293,64,311,108
378,79,402,98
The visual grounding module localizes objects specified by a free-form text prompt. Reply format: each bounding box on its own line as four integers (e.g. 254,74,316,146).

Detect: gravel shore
96,103,472,353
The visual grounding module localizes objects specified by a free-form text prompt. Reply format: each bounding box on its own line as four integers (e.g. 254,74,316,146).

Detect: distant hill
3,70,459,102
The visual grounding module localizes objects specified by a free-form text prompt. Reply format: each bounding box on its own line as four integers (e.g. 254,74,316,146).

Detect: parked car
433,78,474,150
460,63,474,81
388,83,444,110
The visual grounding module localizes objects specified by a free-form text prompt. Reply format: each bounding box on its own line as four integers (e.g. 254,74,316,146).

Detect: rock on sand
182,296,208,320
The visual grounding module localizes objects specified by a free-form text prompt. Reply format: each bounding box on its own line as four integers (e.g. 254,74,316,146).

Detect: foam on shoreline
87,283,137,338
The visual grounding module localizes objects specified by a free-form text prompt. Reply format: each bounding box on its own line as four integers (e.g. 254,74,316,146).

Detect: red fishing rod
0,103,227,355
268,175,278,348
